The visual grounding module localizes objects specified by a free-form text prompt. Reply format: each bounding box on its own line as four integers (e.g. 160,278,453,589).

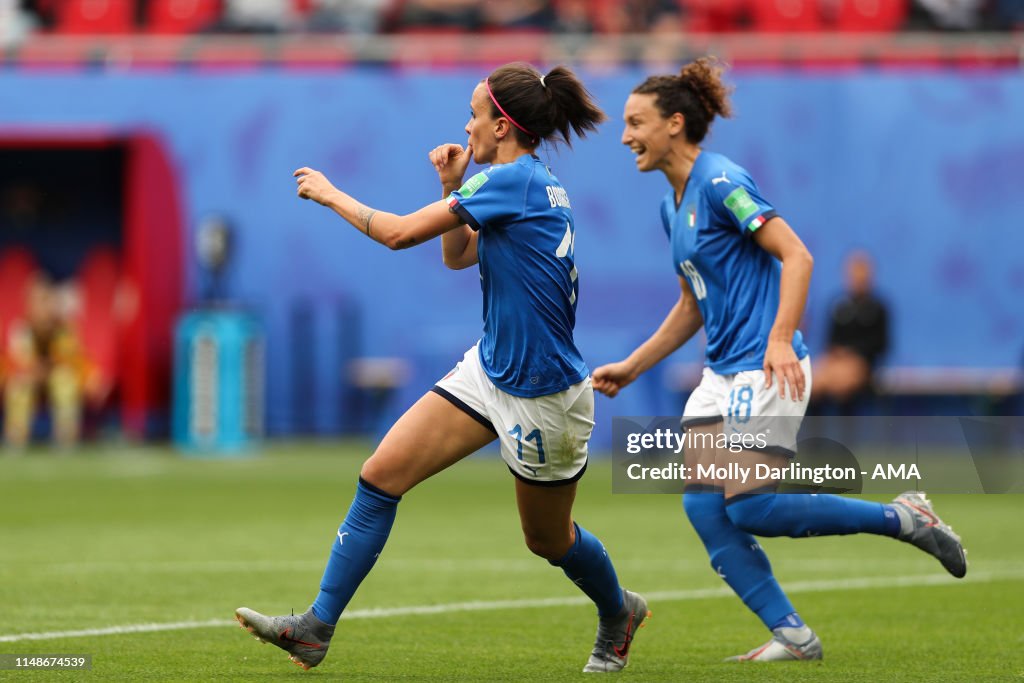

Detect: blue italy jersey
447,154,587,397
663,151,808,374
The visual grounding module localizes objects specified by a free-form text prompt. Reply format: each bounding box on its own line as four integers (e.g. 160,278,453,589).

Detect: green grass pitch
1,441,1021,681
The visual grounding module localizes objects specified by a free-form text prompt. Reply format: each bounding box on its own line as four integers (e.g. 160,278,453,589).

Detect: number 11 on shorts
508,424,546,464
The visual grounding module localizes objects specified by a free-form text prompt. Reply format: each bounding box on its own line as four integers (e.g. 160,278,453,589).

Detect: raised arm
592,276,704,398
429,143,478,270
294,167,464,251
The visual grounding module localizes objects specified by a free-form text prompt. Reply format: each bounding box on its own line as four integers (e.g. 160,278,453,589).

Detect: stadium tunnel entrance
0,131,184,439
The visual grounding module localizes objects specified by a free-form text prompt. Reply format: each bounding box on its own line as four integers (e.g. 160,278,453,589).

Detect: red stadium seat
835,0,907,32
681,0,750,33
750,0,823,32
72,247,122,405
54,0,135,34
146,0,221,34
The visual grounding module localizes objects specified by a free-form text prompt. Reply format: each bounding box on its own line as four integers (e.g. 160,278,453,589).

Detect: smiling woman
235,62,651,675
621,58,732,173
594,56,968,664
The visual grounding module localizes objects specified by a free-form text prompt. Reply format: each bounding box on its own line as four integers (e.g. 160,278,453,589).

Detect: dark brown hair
485,63,606,149
633,57,733,144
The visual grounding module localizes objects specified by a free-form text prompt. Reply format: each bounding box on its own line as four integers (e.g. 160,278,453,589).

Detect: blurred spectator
389,0,482,31
0,0,38,46
993,0,1024,30
2,274,102,450
305,0,389,33
600,0,688,33
552,0,596,33
639,0,690,64
481,0,555,31
811,251,890,410
17,0,56,29
558,1,620,65
211,0,298,33
573,0,689,65
904,0,987,30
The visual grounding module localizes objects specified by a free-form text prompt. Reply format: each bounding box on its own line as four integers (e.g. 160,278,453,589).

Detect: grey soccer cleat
726,625,823,662
583,589,650,673
235,606,335,670
891,491,967,578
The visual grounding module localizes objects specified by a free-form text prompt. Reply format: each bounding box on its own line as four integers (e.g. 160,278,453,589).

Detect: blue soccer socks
684,486,902,632
725,492,901,538
683,487,797,630
551,522,625,618
311,478,400,625
771,611,806,630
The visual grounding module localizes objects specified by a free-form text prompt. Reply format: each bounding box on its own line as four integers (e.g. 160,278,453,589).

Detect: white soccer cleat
726,625,823,662
891,491,967,578
235,606,335,670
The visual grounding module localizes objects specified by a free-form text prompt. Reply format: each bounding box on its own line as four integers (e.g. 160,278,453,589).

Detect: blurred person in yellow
2,274,99,449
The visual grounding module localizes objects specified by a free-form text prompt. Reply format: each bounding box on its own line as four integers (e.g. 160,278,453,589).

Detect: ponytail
485,63,606,149
633,56,733,143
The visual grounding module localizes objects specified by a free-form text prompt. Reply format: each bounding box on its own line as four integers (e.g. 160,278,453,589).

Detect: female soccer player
592,57,966,662
236,63,648,673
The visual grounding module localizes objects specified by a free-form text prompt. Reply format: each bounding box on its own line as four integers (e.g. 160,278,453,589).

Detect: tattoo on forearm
356,205,378,238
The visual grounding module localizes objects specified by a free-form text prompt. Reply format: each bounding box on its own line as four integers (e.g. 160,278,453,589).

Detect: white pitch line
1,569,1020,643
0,619,232,643
29,555,1018,575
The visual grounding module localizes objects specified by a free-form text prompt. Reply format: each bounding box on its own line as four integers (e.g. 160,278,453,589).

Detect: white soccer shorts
433,345,593,485
682,355,812,457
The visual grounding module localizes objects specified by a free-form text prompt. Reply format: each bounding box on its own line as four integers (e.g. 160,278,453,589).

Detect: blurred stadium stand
6,0,1024,35
1,31,1021,69
1,0,1022,65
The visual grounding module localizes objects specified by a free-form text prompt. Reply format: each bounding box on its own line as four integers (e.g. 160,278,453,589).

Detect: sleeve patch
457,172,489,198
724,186,759,224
